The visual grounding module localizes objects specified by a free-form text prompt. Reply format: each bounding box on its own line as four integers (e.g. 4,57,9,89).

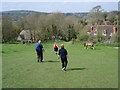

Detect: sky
1,1,119,13
1,0,119,2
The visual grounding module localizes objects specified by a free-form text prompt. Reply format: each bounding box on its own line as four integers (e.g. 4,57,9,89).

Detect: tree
2,15,17,42
86,5,104,25
107,11,119,25
77,27,89,41
102,12,108,21
90,5,103,12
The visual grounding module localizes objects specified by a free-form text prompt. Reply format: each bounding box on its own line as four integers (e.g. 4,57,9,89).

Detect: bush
77,31,89,41
96,42,120,47
111,32,120,43
5,41,20,44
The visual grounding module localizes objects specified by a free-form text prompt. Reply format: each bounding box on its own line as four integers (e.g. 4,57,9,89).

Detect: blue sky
2,2,118,12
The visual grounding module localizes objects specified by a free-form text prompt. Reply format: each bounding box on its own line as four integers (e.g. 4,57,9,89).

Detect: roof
103,21,112,25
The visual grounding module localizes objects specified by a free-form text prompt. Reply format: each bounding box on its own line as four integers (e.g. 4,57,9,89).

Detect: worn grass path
2,42,118,88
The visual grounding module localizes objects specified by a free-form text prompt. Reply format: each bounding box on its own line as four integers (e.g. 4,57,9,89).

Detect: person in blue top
35,40,44,62
58,44,68,71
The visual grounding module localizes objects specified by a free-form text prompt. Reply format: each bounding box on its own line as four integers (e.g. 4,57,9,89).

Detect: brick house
87,21,118,41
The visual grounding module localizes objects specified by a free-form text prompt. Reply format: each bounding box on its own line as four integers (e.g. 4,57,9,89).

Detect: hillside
1,10,42,21
1,10,88,21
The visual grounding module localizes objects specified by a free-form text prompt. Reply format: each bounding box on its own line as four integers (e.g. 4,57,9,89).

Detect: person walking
53,42,58,55
35,40,44,62
58,44,68,71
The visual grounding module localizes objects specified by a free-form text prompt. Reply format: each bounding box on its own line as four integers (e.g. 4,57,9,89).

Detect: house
87,21,119,41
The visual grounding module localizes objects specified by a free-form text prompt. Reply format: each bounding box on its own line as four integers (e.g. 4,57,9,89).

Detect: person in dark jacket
58,44,68,71
35,40,44,62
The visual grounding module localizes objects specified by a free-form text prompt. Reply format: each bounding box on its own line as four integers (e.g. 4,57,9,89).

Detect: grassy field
2,41,118,88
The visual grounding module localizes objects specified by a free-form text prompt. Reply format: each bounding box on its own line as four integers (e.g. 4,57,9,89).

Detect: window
94,29,97,36
110,33,112,36
102,30,107,36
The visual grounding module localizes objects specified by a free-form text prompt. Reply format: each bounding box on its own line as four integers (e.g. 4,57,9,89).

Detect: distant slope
1,10,42,21
1,10,88,21
65,12,88,18
2,10,40,14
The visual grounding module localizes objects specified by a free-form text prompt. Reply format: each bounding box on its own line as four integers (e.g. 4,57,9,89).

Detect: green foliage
86,5,104,25
107,11,118,25
5,41,21,44
77,33,89,41
67,25,77,41
111,32,120,43
77,27,89,41
2,8,119,42
71,38,76,44
96,31,105,42
96,42,120,47
102,12,108,21
2,15,18,42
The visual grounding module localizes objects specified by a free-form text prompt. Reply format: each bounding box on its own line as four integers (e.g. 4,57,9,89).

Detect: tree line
2,5,120,43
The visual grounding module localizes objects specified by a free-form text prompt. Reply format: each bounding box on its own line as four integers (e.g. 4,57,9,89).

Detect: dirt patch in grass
108,47,120,49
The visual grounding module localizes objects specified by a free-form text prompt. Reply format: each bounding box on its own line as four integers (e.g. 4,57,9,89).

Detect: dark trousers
36,50,43,62
61,58,68,68
54,48,58,54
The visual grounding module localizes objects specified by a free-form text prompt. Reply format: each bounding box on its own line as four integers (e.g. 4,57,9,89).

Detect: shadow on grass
67,68,86,71
44,60,60,63
84,48,101,50
2,51,5,53
94,48,101,50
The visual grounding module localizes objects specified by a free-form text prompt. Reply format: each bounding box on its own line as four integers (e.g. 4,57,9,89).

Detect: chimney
113,26,116,34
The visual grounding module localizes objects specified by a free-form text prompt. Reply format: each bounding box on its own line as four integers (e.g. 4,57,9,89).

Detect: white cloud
1,0,120,2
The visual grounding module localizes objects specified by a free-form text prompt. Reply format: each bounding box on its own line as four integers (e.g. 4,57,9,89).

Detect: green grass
2,42,118,88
